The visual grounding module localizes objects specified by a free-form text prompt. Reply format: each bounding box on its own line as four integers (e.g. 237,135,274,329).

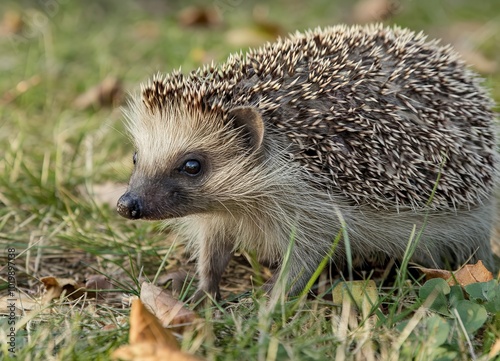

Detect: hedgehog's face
117,105,264,220
117,150,212,220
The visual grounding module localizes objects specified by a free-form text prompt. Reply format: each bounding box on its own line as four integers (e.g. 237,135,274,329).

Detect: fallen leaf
85,275,113,290
112,342,203,361
103,323,117,331
178,6,221,28
73,76,123,110
417,260,493,287
351,0,399,23
40,276,86,304
111,299,204,361
417,267,453,282
140,283,197,334
0,10,23,36
332,280,378,310
156,270,193,295
454,261,493,285
128,299,179,347
85,275,113,300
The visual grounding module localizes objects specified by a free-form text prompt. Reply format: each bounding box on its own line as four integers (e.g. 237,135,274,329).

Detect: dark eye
133,152,137,165
181,159,201,176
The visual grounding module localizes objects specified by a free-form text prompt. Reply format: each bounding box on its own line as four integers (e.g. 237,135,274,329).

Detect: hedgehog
117,24,497,300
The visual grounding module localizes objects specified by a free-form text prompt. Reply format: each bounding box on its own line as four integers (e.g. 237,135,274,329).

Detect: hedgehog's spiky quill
118,24,497,300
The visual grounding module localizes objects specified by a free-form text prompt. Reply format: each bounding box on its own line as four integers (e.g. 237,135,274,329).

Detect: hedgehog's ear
228,106,264,151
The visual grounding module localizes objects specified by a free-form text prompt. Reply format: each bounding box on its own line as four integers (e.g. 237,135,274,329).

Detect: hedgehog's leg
192,238,233,302
263,265,317,297
263,248,323,297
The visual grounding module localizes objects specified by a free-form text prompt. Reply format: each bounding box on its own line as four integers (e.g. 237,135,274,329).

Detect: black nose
117,192,143,219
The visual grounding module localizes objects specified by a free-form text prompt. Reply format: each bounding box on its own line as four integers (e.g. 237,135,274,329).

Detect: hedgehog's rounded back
119,24,497,298
135,24,496,211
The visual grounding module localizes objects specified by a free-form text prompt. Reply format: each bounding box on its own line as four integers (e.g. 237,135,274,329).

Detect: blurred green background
0,0,499,301
1,1,498,173
0,1,499,359
1,1,498,169
0,0,499,282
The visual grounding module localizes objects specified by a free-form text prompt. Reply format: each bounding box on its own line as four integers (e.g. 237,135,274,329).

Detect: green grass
1,0,499,360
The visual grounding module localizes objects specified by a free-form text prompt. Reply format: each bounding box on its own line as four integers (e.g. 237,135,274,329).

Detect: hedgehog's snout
117,192,143,219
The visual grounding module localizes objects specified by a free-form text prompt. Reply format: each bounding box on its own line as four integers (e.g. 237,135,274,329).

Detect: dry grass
0,0,499,360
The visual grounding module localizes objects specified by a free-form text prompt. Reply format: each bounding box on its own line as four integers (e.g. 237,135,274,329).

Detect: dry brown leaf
417,267,453,282
112,342,203,361
417,260,493,286
40,276,86,304
453,260,493,285
85,275,113,300
140,283,197,334
178,6,221,28
103,323,118,331
85,275,113,290
351,0,399,23
73,76,123,110
156,270,192,295
128,299,179,348
112,299,204,361
0,10,23,36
